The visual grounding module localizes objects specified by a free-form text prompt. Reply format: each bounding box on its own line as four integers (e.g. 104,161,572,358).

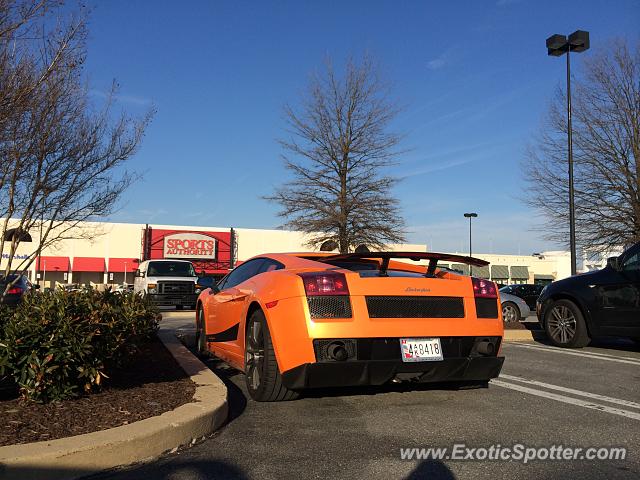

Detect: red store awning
108,258,139,273
36,256,70,272
72,257,105,272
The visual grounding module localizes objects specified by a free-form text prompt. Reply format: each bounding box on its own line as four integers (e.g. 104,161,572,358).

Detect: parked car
500,284,544,311
498,289,531,323
62,283,83,293
537,242,640,348
196,251,504,401
113,283,134,294
0,274,39,306
134,259,199,309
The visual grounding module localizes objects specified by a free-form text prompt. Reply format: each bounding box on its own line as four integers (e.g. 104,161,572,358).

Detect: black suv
537,242,640,348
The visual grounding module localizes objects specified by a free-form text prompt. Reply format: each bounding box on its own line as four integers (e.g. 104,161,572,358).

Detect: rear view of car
279,253,504,392
197,251,505,401
0,274,38,307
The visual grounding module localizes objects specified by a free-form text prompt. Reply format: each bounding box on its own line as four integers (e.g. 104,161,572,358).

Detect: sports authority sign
163,233,217,260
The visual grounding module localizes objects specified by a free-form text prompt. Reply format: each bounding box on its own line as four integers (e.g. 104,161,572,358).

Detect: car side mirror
606,257,621,271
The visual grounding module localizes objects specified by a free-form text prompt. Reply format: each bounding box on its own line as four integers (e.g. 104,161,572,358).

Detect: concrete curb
0,331,228,480
503,329,537,342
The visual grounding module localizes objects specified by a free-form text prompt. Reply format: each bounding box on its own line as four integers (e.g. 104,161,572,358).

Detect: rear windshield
147,262,196,277
324,260,426,278
0,274,19,283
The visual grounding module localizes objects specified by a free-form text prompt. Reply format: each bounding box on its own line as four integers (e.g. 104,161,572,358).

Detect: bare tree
0,0,154,292
523,40,639,254
267,56,406,253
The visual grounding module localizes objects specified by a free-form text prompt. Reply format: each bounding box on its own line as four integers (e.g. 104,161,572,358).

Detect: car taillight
7,287,23,295
299,272,349,296
472,277,497,298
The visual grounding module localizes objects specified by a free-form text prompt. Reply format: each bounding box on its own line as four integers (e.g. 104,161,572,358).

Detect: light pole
546,30,590,276
464,213,478,276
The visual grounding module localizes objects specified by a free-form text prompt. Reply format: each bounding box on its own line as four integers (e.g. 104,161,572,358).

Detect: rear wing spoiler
319,251,489,276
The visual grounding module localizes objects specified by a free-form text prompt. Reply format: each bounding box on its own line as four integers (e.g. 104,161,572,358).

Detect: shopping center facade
1,220,572,288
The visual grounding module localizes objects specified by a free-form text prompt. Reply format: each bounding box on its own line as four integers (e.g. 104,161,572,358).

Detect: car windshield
147,262,196,277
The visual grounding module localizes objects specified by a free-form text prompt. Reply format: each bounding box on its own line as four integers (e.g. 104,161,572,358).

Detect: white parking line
507,343,640,365
521,343,640,362
492,380,640,421
500,374,640,410
508,342,640,362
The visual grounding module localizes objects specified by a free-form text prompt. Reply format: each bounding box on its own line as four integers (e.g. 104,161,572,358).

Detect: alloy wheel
547,305,577,344
245,318,265,390
502,304,518,323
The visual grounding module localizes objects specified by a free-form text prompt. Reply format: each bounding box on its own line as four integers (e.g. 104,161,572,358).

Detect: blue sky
85,0,639,254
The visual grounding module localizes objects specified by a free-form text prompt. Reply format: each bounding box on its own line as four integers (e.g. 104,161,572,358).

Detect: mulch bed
0,336,196,447
503,321,527,330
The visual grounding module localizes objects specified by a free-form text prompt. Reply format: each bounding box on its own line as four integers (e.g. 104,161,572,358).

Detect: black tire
176,305,184,311
502,302,521,323
544,299,590,348
245,309,299,402
195,307,208,357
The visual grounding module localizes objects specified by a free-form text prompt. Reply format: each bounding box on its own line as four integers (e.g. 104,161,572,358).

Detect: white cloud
399,141,506,179
427,57,446,70
402,157,476,178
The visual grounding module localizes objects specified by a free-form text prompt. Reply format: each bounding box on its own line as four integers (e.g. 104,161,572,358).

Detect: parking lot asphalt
94,310,640,480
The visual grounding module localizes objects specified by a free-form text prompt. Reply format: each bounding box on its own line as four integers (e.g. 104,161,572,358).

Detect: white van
134,259,199,310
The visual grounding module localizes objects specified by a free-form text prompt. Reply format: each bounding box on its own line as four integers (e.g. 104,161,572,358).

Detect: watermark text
400,444,627,464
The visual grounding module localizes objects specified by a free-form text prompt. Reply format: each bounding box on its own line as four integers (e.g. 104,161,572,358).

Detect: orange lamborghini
195,252,504,401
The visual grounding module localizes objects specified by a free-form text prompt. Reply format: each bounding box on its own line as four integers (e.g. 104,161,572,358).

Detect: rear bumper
0,295,21,307
148,293,198,306
282,356,504,390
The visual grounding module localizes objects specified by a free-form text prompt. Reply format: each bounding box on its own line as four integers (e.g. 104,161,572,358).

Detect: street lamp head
546,31,589,56
547,47,566,57
568,30,589,52
546,34,567,50
464,213,478,218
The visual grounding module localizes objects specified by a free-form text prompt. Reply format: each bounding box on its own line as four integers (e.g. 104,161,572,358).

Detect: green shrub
0,288,159,402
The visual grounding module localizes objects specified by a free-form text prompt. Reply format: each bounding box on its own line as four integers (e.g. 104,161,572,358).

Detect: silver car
499,289,532,323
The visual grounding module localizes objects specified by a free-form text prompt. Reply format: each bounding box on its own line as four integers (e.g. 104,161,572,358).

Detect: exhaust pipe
476,340,495,356
327,342,349,361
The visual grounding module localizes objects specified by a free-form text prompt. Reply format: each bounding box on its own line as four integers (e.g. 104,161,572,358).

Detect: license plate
400,338,443,362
